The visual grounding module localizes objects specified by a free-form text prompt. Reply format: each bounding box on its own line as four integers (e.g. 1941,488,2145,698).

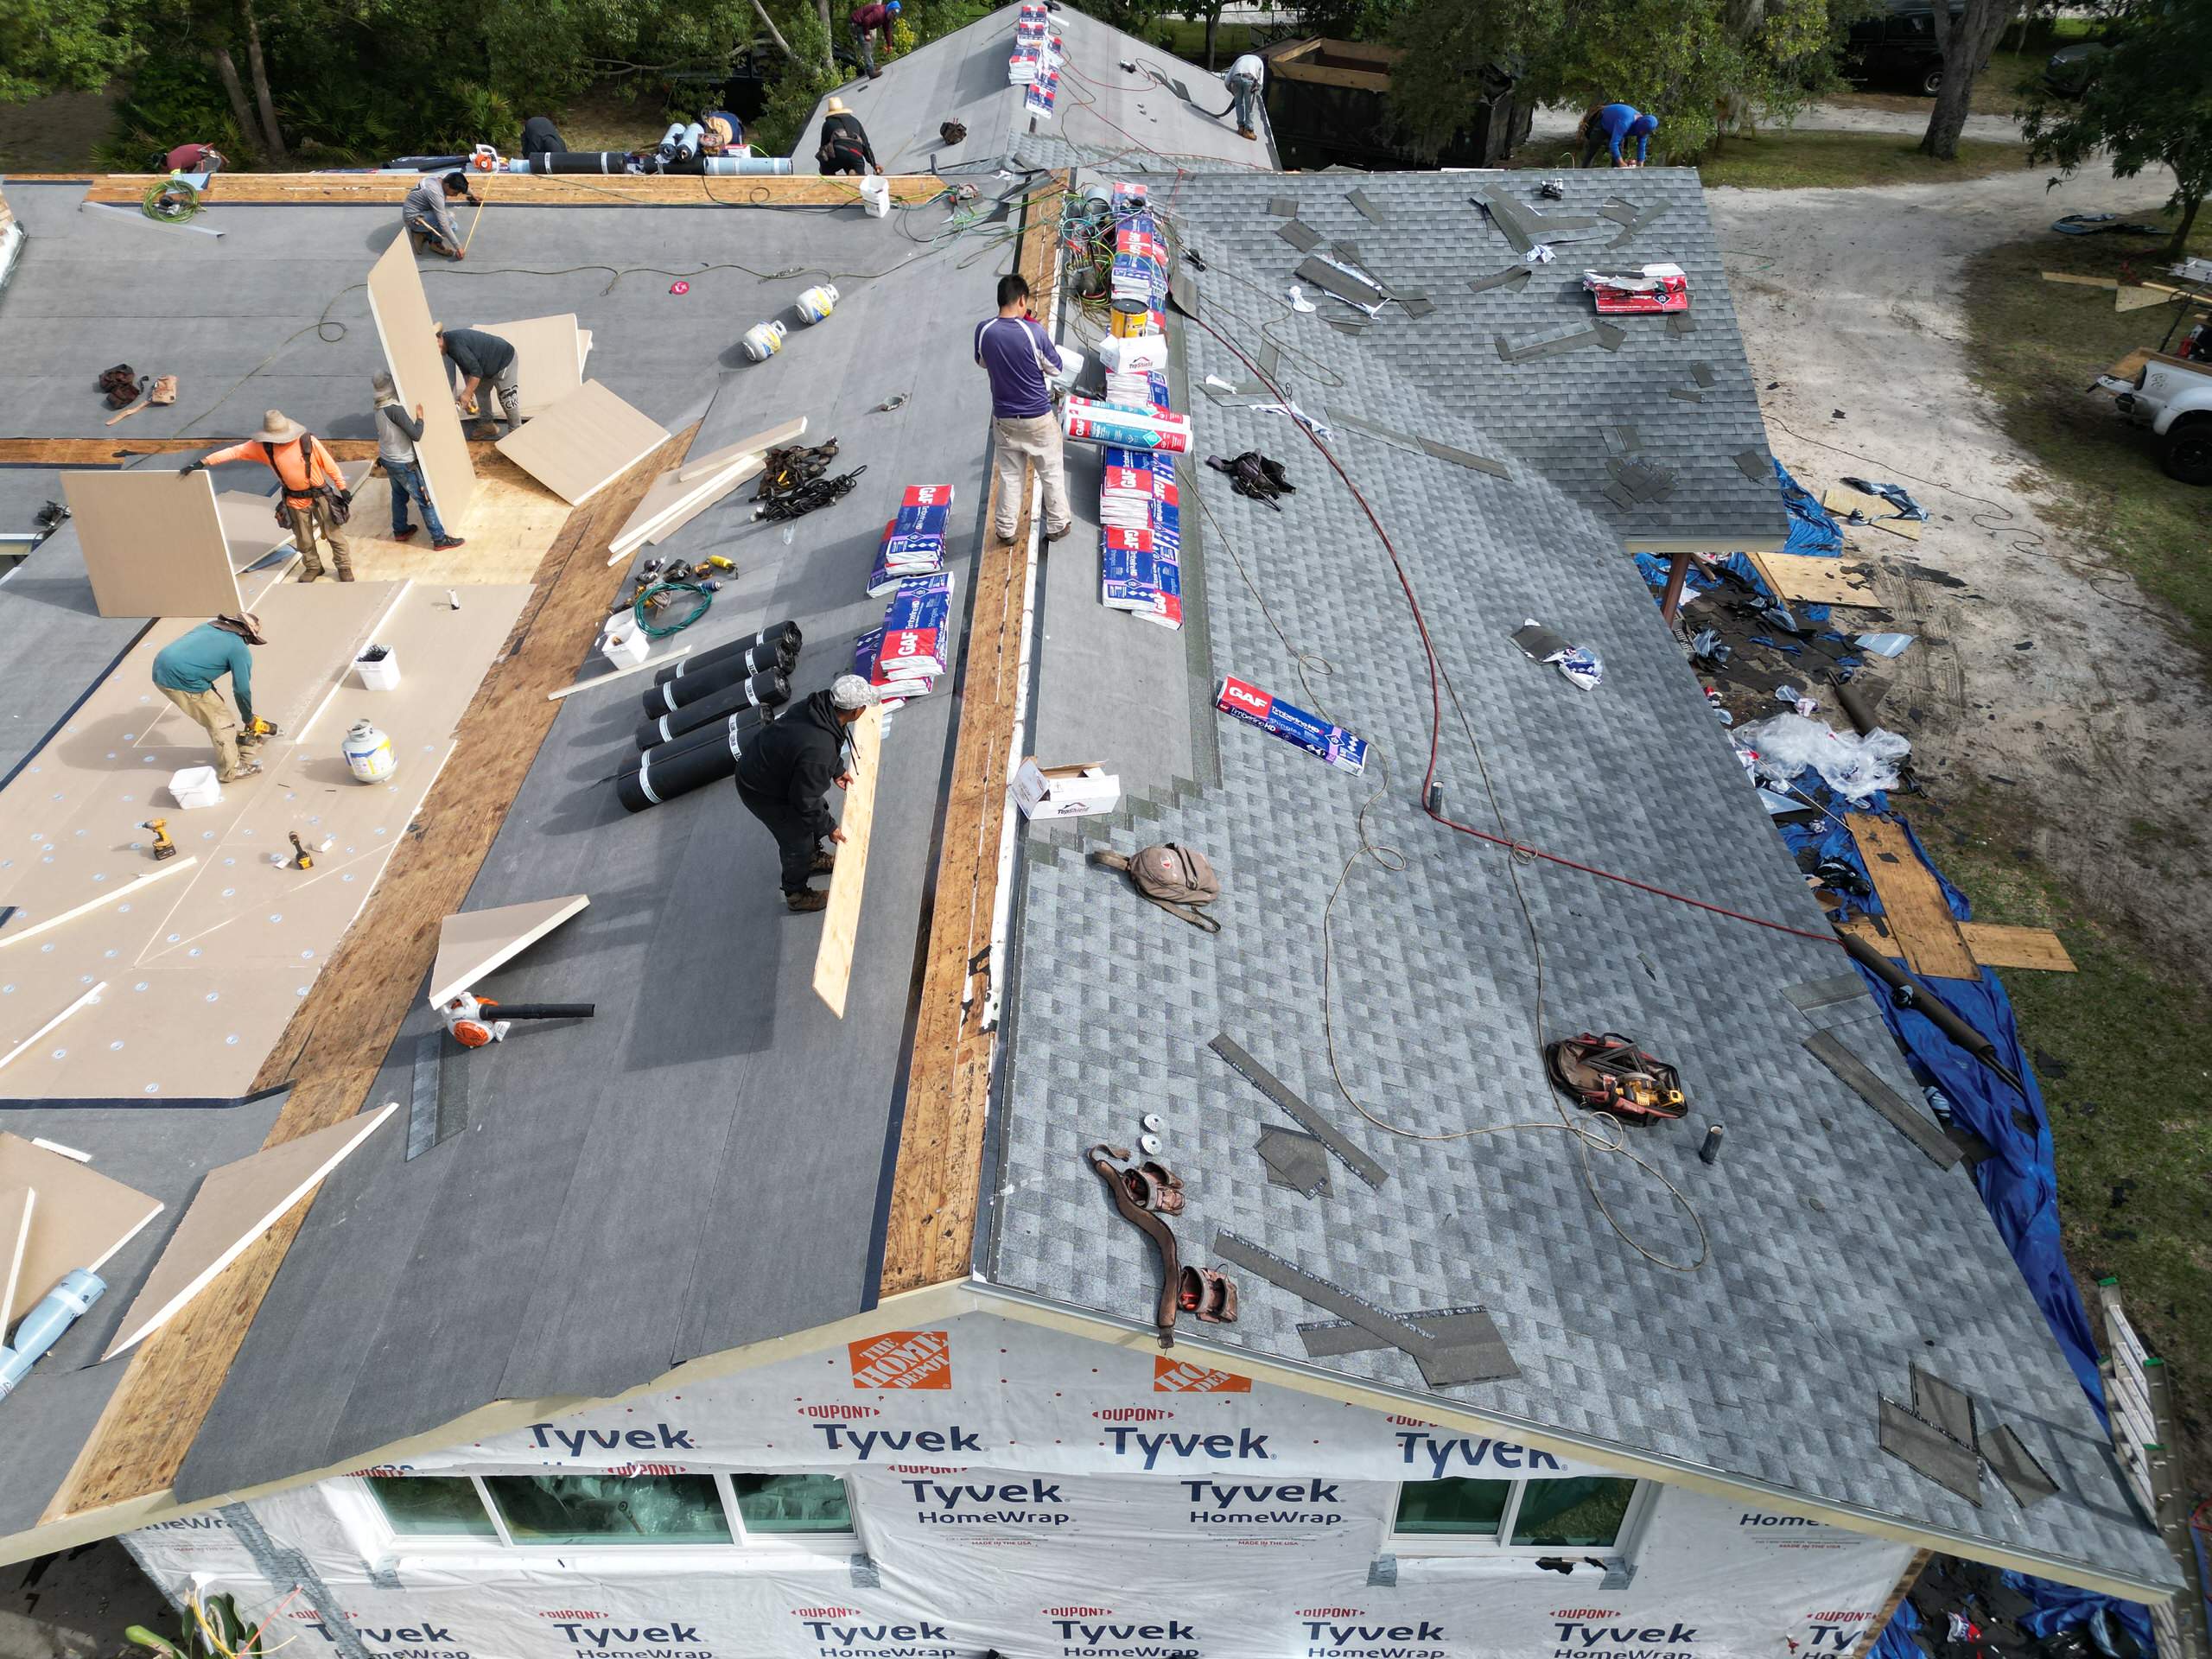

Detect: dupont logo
794,1611,862,1621
1153,1357,1249,1394
1300,1611,1363,1619
1383,1416,1434,1428
800,1404,881,1421
606,1462,690,1477
1094,1406,1174,1422
849,1331,952,1391
540,1613,612,1621
887,1465,968,1475
350,1465,416,1477
1807,1615,1874,1624
1045,1610,1113,1619
1552,1613,1618,1621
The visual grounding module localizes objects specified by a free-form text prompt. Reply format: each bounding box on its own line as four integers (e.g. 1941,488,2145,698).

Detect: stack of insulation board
866,485,953,597
1098,442,1182,631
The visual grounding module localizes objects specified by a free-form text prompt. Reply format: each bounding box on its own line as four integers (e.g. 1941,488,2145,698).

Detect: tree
2019,0,2212,257
1918,0,2012,158
0,0,137,104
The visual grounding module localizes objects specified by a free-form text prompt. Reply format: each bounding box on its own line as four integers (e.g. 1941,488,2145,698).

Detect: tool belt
271,434,352,525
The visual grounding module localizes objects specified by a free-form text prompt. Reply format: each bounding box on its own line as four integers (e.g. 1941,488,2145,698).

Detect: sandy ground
1706,162,2212,954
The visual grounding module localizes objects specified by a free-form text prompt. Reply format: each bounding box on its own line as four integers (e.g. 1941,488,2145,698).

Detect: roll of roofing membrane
615,711,766,813
634,668,789,749
653,623,801,690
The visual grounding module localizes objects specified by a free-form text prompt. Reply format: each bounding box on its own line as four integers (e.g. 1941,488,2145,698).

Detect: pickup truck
2099,345,2212,486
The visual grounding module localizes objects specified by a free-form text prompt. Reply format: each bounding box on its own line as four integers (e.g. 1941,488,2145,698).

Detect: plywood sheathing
811,704,882,1017
366,233,478,528
63,470,243,619
879,173,1068,1297
1846,817,1982,982
343,454,572,587
0,1133,161,1313
1838,915,2077,974
48,424,692,1527
70,173,948,209
0,579,531,1100
426,894,589,1007
1753,550,1882,607
101,1103,399,1359
497,380,670,505
474,315,584,420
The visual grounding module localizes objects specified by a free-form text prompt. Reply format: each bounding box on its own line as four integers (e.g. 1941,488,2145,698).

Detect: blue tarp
1872,1590,1924,1659
1777,456,1846,556
2005,1572,2158,1657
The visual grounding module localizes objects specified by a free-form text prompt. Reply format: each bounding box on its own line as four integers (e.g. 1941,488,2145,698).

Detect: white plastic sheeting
124,1313,1916,1659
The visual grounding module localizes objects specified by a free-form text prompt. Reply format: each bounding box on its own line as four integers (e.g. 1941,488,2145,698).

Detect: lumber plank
78,173,946,209
677,418,807,483
0,440,499,466
1843,818,1981,981
879,173,1067,1298
810,704,883,1018
2107,347,2152,382
546,646,689,700
2040,270,2120,289
1757,550,1882,607
47,424,695,1523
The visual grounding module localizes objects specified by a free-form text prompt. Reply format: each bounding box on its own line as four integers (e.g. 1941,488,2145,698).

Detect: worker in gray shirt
403,171,474,259
435,324,523,438
372,372,466,550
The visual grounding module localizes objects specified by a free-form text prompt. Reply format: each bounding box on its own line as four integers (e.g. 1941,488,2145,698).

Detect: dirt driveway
1707,163,2212,954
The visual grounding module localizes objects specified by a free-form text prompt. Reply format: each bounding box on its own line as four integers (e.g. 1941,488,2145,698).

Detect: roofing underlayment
986,193,2171,1592
794,3,1276,177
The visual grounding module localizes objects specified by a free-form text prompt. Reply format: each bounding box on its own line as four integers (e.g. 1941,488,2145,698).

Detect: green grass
1962,215,2212,658
1928,801,2212,1490
1691,129,2029,188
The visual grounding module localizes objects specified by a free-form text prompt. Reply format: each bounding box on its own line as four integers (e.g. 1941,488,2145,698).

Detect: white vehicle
2099,322,2212,486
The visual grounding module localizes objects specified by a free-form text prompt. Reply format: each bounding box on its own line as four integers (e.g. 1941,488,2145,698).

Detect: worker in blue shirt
150,612,267,783
1578,103,1659,167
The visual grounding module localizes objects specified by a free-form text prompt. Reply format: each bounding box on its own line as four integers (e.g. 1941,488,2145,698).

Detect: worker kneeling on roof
734,675,878,915
150,612,267,785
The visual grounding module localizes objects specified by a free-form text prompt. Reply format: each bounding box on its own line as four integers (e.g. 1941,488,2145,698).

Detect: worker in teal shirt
151,612,266,783
1579,103,1658,167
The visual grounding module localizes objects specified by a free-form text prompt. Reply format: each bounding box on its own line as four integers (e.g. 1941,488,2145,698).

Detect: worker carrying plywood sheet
149,611,268,785
181,411,354,582
732,676,879,915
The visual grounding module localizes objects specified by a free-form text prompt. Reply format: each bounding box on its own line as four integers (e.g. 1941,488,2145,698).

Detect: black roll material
643,645,794,716
487,1002,596,1020
655,620,802,688
634,669,789,749
634,705,773,774
616,712,760,812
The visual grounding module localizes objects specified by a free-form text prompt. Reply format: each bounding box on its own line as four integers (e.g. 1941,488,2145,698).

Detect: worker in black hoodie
733,674,880,912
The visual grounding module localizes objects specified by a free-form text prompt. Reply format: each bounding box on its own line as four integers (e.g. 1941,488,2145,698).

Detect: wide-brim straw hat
253,409,306,444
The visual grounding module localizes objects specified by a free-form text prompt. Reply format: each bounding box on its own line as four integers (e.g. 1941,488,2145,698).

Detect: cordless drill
240,715,282,749
139,819,177,861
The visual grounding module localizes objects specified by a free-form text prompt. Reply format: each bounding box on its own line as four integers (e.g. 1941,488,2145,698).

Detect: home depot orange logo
849,1330,952,1390
1153,1356,1251,1393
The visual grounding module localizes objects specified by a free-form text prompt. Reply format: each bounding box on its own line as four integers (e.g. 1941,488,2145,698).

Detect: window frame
350,1471,858,1558
1387,1476,1652,1560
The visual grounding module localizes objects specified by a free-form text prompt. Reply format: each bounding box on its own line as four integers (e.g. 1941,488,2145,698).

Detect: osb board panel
497,380,670,506
1758,550,1881,607
812,703,881,1018
346,454,569,587
1838,915,2076,974
52,427,687,1523
474,315,583,419
0,582,530,1099
63,470,242,620
427,893,588,1007
80,173,949,208
366,234,477,529
102,1103,397,1358
0,1134,160,1312
880,172,1065,1296
1845,817,1980,982
1821,484,1923,543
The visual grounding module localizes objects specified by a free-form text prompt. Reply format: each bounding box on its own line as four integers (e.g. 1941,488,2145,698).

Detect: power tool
241,715,282,747
139,818,177,861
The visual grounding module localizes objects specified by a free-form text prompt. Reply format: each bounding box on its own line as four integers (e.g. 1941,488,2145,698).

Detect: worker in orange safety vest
181,409,355,582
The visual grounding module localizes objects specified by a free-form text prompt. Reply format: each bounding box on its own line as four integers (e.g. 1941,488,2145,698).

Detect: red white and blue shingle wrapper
1065,397,1190,454
877,571,956,686
1024,72,1060,118
866,484,954,597
1216,675,1370,773
1098,452,1182,630
850,626,912,712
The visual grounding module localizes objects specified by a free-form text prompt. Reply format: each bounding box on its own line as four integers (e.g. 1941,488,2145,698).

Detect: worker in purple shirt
975,272,1073,546
851,0,900,78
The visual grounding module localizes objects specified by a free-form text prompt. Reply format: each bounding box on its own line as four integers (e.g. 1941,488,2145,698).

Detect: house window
357,1472,856,1552
365,1477,498,1538
1392,1477,1640,1552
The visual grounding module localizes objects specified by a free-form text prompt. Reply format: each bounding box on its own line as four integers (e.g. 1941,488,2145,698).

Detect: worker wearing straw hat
817,99,882,177
181,410,355,582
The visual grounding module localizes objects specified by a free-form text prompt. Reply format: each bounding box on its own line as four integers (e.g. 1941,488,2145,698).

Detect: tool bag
149,374,177,405
270,433,353,526
1090,842,1221,932
97,365,143,408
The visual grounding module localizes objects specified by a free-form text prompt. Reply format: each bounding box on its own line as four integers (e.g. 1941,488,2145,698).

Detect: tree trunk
1918,0,2005,159
750,0,797,60
817,0,836,76
208,43,265,157
238,0,288,162
2167,192,2202,263
1205,8,1219,70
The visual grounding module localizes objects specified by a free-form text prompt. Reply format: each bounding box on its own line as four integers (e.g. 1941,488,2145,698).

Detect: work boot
296,561,325,582
785,887,829,913
1045,522,1073,543
868,66,883,79
1238,126,1257,140
810,849,836,874
334,561,356,582
432,535,467,550
391,525,419,542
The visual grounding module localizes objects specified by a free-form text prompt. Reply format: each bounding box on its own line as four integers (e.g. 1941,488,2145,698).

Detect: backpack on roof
1090,842,1221,932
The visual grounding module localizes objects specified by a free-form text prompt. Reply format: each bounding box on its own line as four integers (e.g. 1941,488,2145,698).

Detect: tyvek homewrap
124,1313,1920,1659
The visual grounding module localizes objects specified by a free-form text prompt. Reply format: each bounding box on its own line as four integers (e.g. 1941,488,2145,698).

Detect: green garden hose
143,176,202,222
633,581,711,639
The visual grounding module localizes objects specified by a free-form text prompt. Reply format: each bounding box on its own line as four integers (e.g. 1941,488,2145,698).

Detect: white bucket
168,766,223,810
859,176,891,219
341,719,397,784
355,644,402,691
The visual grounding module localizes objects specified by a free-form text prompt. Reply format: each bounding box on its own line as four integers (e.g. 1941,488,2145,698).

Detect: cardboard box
1012,758,1122,820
